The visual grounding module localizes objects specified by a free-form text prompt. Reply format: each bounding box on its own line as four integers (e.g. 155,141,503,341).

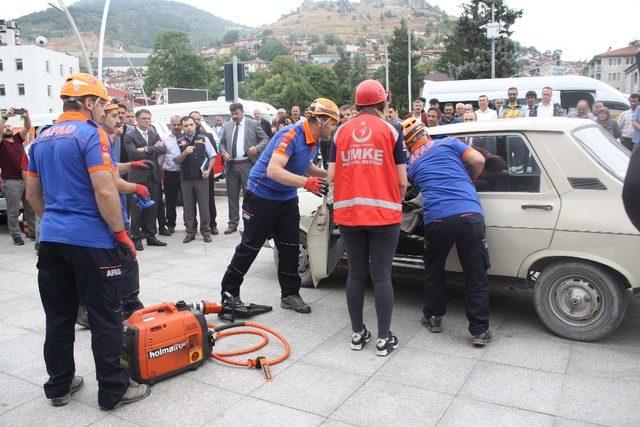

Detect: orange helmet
402,117,430,153
355,79,387,106
306,98,340,122
104,102,119,112
60,73,110,101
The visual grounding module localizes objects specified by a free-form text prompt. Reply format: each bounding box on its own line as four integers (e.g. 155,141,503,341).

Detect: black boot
146,236,167,246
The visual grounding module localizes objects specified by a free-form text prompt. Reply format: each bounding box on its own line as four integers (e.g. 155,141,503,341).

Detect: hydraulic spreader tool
121,295,289,383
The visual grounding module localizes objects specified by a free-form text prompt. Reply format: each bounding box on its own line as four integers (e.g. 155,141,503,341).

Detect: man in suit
219,102,269,234
124,109,167,250
253,109,273,139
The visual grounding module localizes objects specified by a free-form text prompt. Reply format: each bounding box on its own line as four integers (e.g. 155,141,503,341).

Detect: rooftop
593,44,640,58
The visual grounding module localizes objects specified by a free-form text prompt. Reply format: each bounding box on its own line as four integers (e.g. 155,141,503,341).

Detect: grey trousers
225,161,251,227
181,178,210,235
3,179,35,238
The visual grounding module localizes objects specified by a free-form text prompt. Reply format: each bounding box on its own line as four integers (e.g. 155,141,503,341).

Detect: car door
444,133,561,277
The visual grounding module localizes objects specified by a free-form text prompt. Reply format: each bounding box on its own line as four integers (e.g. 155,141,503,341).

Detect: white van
134,97,278,130
422,75,630,118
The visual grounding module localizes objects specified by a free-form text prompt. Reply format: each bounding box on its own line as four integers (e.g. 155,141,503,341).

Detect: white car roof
427,117,594,136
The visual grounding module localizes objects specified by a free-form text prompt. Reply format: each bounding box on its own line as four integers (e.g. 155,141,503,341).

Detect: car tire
272,231,313,288
534,261,627,342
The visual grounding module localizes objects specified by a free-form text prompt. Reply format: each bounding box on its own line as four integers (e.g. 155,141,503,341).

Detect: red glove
303,177,329,197
134,184,149,199
130,160,153,169
114,229,136,261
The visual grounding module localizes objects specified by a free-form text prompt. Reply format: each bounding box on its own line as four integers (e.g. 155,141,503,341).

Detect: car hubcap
298,244,310,276
549,278,604,327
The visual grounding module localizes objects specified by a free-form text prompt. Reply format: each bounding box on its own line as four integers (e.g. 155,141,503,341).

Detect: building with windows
587,41,639,92
0,20,79,115
625,62,639,95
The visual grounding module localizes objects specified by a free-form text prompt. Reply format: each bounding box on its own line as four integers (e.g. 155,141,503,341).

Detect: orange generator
121,301,213,384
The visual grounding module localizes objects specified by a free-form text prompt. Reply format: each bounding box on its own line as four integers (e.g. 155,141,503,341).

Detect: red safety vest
333,113,402,226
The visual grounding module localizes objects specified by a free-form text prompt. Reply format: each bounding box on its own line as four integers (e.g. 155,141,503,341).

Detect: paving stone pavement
0,204,639,426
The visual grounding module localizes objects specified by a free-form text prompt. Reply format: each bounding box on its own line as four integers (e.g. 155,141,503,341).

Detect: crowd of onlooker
383,87,640,152
3,86,640,247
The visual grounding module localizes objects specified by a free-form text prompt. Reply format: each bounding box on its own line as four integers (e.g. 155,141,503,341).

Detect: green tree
241,56,341,108
323,33,343,46
330,53,370,105
437,0,523,79
221,29,240,44
388,19,420,114
258,39,291,61
260,29,273,41
230,48,252,61
310,43,329,55
145,30,210,94
350,56,369,94
309,34,321,43
333,52,352,83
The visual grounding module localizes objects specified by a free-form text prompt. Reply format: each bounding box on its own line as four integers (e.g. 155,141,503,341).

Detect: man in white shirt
162,115,182,234
618,93,639,151
213,116,224,140
530,87,565,118
475,95,497,122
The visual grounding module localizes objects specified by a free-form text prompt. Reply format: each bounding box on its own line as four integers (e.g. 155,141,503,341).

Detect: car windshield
572,126,629,181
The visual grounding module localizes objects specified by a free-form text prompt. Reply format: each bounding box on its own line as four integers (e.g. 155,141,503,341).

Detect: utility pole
98,0,112,80
491,0,495,79
232,55,239,102
407,15,412,112
52,0,93,75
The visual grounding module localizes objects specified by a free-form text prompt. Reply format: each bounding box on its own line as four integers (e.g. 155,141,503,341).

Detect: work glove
303,177,329,197
114,229,136,262
130,160,154,169
133,184,150,199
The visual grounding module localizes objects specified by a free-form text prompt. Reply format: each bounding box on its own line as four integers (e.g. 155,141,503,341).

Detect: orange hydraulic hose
206,321,291,369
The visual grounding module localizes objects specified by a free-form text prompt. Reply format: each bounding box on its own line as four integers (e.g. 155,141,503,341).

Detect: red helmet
354,79,387,106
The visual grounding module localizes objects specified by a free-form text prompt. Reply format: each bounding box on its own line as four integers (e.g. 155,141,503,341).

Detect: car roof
427,117,595,136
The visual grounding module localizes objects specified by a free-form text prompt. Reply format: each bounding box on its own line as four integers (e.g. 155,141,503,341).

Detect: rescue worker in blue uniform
25,73,151,409
219,98,340,315
401,117,493,346
77,102,150,327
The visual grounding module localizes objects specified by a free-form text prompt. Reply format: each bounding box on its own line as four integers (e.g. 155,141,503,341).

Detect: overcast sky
10,0,639,60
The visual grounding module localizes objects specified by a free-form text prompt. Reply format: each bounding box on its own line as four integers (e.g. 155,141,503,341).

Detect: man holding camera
1,107,35,245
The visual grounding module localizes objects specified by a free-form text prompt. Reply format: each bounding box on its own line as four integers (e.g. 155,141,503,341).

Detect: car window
572,126,629,181
462,134,541,193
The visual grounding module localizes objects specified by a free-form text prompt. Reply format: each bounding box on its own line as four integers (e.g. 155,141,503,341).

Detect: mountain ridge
16,0,248,54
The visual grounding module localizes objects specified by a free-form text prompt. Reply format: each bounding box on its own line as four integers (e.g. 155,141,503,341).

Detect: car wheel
272,231,313,288
534,261,627,342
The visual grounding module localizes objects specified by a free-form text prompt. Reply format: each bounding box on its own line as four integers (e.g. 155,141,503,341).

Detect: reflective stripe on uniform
334,197,401,211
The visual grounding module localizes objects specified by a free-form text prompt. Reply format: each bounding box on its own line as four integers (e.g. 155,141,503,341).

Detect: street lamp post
483,0,500,79
50,0,93,75
346,0,389,91
98,0,112,80
407,15,412,112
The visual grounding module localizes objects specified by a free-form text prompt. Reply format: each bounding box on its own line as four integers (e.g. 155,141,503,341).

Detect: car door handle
521,204,553,211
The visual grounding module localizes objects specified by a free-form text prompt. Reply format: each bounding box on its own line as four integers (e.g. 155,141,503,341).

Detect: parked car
273,117,637,342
